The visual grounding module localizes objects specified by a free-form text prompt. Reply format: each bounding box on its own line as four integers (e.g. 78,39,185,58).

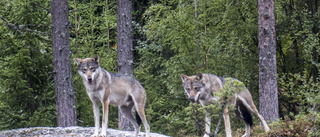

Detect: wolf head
181,72,205,103
74,55,101,86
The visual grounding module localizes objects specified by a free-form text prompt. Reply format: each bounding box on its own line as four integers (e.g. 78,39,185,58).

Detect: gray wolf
74,55,150,137
181,72,270,137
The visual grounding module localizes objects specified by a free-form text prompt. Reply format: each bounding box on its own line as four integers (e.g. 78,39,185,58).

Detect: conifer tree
51,0,77,126
258,0,279,123
116,0,134,131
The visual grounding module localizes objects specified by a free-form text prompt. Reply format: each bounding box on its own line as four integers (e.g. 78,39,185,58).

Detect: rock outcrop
0,127,170,137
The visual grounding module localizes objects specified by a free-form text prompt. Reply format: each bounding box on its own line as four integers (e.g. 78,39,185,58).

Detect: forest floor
0,126,170,137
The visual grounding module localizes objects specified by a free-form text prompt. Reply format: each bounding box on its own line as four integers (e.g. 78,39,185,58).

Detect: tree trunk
307,0,319,82
194,0,200,70
258,0,279,123
51,0,77,127
116,0,134,131
311,46,318,82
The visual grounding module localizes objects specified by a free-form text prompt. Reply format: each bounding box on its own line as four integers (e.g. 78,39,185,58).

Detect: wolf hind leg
134,101,150,137
119,102,140,137
241,122,251,137
249,105,270,132
238,95,270,132
235,102,252,137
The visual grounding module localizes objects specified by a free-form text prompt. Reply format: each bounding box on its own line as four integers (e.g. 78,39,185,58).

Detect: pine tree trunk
258,0,279,123
194,0,200,70
51,0,77,127
116,0,134,131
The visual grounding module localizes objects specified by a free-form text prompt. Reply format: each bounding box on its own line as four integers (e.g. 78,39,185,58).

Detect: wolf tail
238,103,253,126
242,107,253,126
136,111,142,126
243,110,253,126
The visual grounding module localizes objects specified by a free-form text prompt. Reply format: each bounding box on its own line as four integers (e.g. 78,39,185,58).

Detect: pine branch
0,16,50,35
33,3,51,12
69,5,95,13
214,98,227,137
25,28,49,35
0,16,23,34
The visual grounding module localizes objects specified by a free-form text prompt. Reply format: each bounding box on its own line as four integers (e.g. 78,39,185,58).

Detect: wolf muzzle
88,76,93,85
189,97,198,103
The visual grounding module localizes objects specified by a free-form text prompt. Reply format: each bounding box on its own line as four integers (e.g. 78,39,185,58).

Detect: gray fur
74,55,150,137
181,72,270,137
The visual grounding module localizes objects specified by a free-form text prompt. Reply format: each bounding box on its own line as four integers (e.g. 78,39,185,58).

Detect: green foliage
219,78,245,102
278,72,320,119
275,0,320,77
251,113,320,137
0,0,55,130
184,103,206,136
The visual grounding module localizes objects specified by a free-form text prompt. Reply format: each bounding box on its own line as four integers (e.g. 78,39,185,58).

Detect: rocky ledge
0,127,170,137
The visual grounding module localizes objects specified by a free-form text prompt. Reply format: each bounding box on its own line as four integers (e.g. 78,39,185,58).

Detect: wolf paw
90,134,99,137
98,133,106,137
241,134,249,137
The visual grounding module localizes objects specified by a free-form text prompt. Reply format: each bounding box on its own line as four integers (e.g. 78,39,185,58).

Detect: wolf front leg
203,111,211,137
223,107,232,137
91,99,100,137
100,99,109,137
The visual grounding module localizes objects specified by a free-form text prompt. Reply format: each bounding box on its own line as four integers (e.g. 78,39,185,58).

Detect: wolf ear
73,58,82,66
181,74,189,83
196,72,203,80
93,54,99,63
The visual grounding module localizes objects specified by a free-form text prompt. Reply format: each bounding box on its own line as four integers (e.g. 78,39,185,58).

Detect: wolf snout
88,76,93,82
189,97,197,103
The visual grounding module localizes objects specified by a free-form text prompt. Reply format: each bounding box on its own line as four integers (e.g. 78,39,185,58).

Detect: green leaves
0,0,54,130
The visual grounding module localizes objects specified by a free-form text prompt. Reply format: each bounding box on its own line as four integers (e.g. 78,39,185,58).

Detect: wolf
181,72,270,137
74,55,150,137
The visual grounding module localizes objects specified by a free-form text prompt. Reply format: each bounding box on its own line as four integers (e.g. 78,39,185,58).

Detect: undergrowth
239,113,320,137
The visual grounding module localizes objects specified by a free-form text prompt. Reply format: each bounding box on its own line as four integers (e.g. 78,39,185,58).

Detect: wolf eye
195,87,200,91
82,68,87,72
186,88,190,92
90,67,95,72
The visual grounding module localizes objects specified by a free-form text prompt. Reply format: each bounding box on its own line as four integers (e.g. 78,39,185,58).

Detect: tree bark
258,0,279,123
116,0,134,131
194,0,200,70
51,0,77,127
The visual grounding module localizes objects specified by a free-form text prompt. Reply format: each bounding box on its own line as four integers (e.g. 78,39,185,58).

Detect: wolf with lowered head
181,72,270,137
74,55,150,137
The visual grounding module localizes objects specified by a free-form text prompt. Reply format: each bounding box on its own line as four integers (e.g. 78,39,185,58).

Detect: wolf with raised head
74,55,150,137
181,72,270,137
